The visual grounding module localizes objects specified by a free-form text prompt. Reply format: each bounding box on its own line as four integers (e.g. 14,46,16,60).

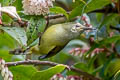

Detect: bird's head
63,22,95,34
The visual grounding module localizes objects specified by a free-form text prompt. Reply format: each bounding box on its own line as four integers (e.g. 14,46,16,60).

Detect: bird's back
39,24,68,55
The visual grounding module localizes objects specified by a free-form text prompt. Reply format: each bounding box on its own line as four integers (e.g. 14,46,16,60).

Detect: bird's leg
38,55,48,60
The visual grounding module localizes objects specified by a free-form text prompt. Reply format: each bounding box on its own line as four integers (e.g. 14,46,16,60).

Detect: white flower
22,0,53,15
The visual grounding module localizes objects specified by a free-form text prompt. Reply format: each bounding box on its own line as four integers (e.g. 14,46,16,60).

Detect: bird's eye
71,26,77,33
75,25,80,27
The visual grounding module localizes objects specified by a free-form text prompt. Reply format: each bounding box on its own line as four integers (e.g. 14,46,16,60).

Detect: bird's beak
80,27,96,30
77,26,96,31
75,23,96,31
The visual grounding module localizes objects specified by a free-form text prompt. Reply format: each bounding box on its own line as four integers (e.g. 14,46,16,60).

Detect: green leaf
114,70,120,80
78,0,87,5
106,59,120,77
92,65,103,75
10,65,37,80
2,14,13,23
0,32,17,49
88,55,97,73
28,38,39,48
26,17,46,45
84,0,111,13
55,0,73,10
96,13,103,22
0,0,10,6
50,6,69,19
13,0,23,11
99,14,119,29
0,50,13,61
69,2,85,19
31,64,66,80
74,62,88,72
69,0,111,18
0,74,3,80
67,62,89,76
0,27,27,47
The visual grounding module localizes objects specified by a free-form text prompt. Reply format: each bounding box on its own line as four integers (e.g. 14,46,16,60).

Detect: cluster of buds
69,48,105,58
51,73,86,80
22,0,53,15
81,14,94,35
66,75,83,80
51,73,65,80
81,14,92,28
0,58,13,80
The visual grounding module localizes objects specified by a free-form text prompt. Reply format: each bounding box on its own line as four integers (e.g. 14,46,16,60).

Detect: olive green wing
38,46,64,59
39,44,56,54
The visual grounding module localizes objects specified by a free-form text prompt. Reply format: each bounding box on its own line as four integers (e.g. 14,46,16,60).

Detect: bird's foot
38,55,47,60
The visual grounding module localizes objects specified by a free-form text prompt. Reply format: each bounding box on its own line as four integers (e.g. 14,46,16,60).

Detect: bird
31,22,94,59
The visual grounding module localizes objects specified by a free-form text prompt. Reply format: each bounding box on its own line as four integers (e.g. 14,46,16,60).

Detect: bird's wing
39,44,56,54
39,45,64,59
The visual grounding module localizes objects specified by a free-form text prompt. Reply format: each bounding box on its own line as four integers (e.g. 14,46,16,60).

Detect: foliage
0,0,120,80
31,64,66,80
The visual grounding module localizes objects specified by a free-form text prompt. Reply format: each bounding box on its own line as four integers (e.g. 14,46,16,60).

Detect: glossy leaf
0,50,12,61
10,65,37,80
74,62,88,72
50,6,69,19
26,17,46,45
84,0,111,13
98,14,119,29
70,0,111,18
106,59,120,77
0,33,17,49
114,70,120,80
69,2,84,19
31,64,66,80
0,27,27,47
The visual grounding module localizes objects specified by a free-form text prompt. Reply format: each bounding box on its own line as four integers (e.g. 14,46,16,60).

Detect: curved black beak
82,27,96,30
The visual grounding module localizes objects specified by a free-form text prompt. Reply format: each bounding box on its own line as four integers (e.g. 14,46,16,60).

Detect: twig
89,8,117,13
2,6,118,27
44,14,50,31
6,60,100,80
110,25,120,32
45,14,64,20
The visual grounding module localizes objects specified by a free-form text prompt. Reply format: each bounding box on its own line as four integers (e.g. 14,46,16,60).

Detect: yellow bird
32,22,94,59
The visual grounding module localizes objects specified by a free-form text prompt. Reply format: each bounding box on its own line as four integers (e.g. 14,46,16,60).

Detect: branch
110,25,120,32
0,14,65,27
6,60,100,80
45,14,65,20
89,8,117,13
